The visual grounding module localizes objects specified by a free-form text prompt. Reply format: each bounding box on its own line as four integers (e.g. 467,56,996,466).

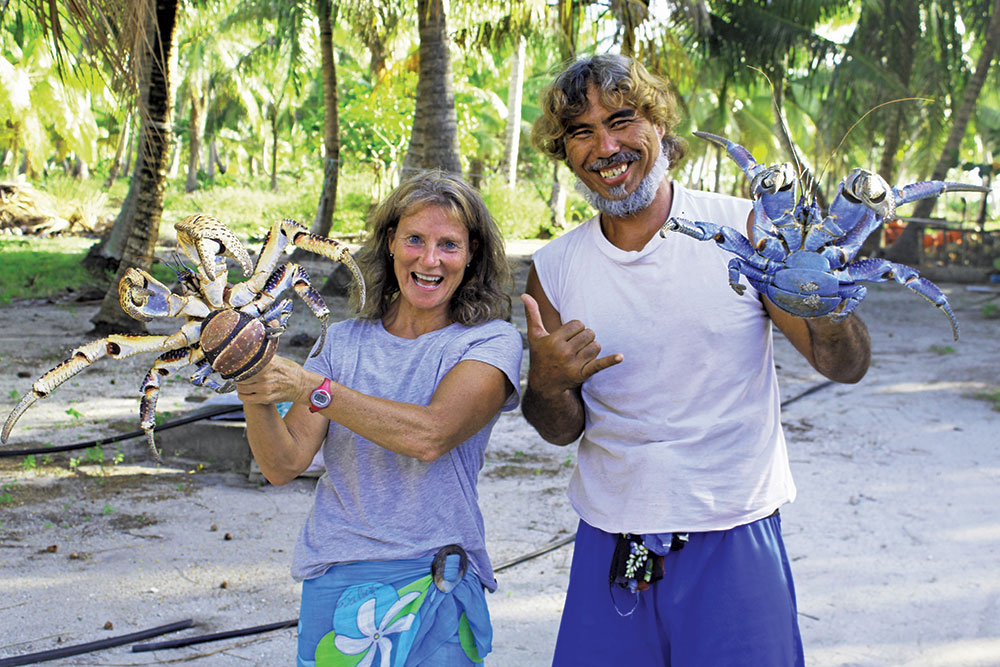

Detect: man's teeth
600,163,628,179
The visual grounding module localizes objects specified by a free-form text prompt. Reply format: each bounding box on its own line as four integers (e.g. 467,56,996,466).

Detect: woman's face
387,204,475,320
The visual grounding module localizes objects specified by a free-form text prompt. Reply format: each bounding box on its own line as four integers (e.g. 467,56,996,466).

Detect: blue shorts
553,514,804,666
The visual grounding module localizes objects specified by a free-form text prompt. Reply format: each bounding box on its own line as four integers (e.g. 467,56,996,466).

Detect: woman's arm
237,353,514,475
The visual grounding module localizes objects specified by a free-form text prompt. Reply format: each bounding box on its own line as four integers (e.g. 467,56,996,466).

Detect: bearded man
520,54,872,665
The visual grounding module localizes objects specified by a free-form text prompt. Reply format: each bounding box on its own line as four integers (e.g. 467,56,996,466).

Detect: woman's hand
235,355,320,406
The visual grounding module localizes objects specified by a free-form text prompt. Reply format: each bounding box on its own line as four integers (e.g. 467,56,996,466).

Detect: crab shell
199,309,277,381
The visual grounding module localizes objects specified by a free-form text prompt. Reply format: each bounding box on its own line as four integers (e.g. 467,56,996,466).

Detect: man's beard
575,148,670,219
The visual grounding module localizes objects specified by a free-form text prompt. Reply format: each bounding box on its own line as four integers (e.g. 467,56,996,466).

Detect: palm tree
312,0,340,237
90,0,179,333
502,35,527,187
402,0,463,174
29,0,181,332
885,0,1000,264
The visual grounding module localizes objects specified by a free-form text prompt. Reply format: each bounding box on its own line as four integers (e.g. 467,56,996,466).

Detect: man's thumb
520,294,548,338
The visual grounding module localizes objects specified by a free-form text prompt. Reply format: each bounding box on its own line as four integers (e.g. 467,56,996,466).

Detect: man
521,54,871,665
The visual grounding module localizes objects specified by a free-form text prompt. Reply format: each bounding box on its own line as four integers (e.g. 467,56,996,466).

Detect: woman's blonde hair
532,54,686,166
354,170,512,325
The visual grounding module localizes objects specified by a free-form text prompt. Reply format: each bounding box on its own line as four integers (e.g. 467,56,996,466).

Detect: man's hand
520,293,622,445
521,294,623,395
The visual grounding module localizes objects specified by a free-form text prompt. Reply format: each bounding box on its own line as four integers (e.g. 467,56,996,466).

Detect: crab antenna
816,97,932,186
749,65,803,179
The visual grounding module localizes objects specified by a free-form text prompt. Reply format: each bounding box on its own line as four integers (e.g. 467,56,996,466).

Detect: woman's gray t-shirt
294,317,523,590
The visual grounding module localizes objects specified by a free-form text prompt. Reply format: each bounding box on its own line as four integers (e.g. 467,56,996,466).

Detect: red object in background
884,220,905,245
885,220,962,248
922,230,963,249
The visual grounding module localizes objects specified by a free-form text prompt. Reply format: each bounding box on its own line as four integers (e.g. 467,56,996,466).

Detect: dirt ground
1,243,998,666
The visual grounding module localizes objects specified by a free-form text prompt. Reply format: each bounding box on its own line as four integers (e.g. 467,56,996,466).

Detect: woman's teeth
600,163,628,179
414,272,443,287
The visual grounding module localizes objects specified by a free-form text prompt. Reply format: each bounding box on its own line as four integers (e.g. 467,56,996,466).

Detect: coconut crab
661,131,990,340
2,215,365,460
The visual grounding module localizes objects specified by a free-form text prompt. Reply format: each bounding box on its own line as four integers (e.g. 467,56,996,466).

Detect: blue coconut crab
661,131,990,340
2,215,365,460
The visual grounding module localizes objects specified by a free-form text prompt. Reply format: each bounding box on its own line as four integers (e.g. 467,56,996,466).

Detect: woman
236,170,523,666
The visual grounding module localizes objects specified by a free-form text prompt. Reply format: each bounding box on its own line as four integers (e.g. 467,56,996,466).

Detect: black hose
131,619,297,652
128,537,583,653
494,534,576,573
0,619,193,666
781,380,834,408
0,404,244,458
4,382,837,660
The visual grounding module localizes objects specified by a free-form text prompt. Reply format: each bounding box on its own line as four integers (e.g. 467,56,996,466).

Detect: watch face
311,390,331,409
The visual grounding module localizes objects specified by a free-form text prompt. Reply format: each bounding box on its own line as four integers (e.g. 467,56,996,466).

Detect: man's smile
600,162,629,180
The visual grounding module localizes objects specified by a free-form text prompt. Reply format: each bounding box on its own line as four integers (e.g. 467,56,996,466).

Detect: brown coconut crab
2,214,365,460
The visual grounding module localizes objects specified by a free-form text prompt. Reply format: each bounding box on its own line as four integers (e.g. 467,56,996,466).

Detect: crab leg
664,217,787,296
2,334,190,444
238,264,329,355
844,258,959,340
138,346,207,461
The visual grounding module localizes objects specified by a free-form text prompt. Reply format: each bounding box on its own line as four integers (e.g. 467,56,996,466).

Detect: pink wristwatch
309,378,332,413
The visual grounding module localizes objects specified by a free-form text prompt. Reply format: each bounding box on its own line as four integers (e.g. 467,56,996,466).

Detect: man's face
563,85,665,203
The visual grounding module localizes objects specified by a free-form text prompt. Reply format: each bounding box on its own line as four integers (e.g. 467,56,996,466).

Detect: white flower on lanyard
334,590,420,667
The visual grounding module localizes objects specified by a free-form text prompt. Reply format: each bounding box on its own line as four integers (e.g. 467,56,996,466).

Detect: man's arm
746,213,872,384
521,265,622,445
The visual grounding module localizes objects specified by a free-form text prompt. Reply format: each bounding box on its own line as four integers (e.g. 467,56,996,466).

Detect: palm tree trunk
546,0,577,228
185,90,206,192
548,162,567,230
402,0,461,175
502,35,526,188
90,0,178,334
270,112,279,192
886,0,1000,265
311,0,339,238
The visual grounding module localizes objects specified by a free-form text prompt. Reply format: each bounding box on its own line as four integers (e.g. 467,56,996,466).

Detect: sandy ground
1,242,998,666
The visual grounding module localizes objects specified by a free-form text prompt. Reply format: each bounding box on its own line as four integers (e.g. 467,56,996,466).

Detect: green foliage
0,237,102,303
0,235,183,302
928,344,956,355
480,177,555,239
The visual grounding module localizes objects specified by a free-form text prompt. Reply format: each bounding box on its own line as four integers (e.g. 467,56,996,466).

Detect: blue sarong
297,554,491,667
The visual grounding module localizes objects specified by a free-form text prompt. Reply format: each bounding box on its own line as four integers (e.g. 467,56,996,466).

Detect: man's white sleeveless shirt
532,182,796,534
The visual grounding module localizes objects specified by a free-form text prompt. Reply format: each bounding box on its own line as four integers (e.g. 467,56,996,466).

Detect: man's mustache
587,151,641,171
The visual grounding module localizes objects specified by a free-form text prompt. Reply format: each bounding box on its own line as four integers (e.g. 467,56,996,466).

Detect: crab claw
894,180,991,217
694,131,761,176
175,214,253,281
695,131,797,198
119,268,212,322
845,170,992,222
